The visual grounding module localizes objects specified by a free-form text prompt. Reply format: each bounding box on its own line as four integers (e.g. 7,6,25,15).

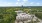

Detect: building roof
15,10,23,13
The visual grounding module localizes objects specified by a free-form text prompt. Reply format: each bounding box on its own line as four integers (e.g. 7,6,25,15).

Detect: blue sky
0,0,42,6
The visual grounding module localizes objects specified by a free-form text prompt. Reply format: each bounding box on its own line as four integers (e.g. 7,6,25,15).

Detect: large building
15,10,39,23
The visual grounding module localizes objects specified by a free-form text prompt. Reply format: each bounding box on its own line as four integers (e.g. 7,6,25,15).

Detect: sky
0,0,42,6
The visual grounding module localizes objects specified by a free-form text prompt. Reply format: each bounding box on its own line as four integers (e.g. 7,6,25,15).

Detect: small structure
15,10,23,14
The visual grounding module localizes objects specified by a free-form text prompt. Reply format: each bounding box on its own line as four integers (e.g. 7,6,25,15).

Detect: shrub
35,13,42,19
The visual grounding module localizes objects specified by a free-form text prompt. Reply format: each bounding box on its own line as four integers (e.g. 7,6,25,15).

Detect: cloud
23,0,28,2
7,3,12,5
30,2,34,5
16,2,19,5
0,2,14,6
15,2,22,6
0,0,42,6
17,0,20,1
20,0,28,6
36,3,40,5
15,1,27,6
